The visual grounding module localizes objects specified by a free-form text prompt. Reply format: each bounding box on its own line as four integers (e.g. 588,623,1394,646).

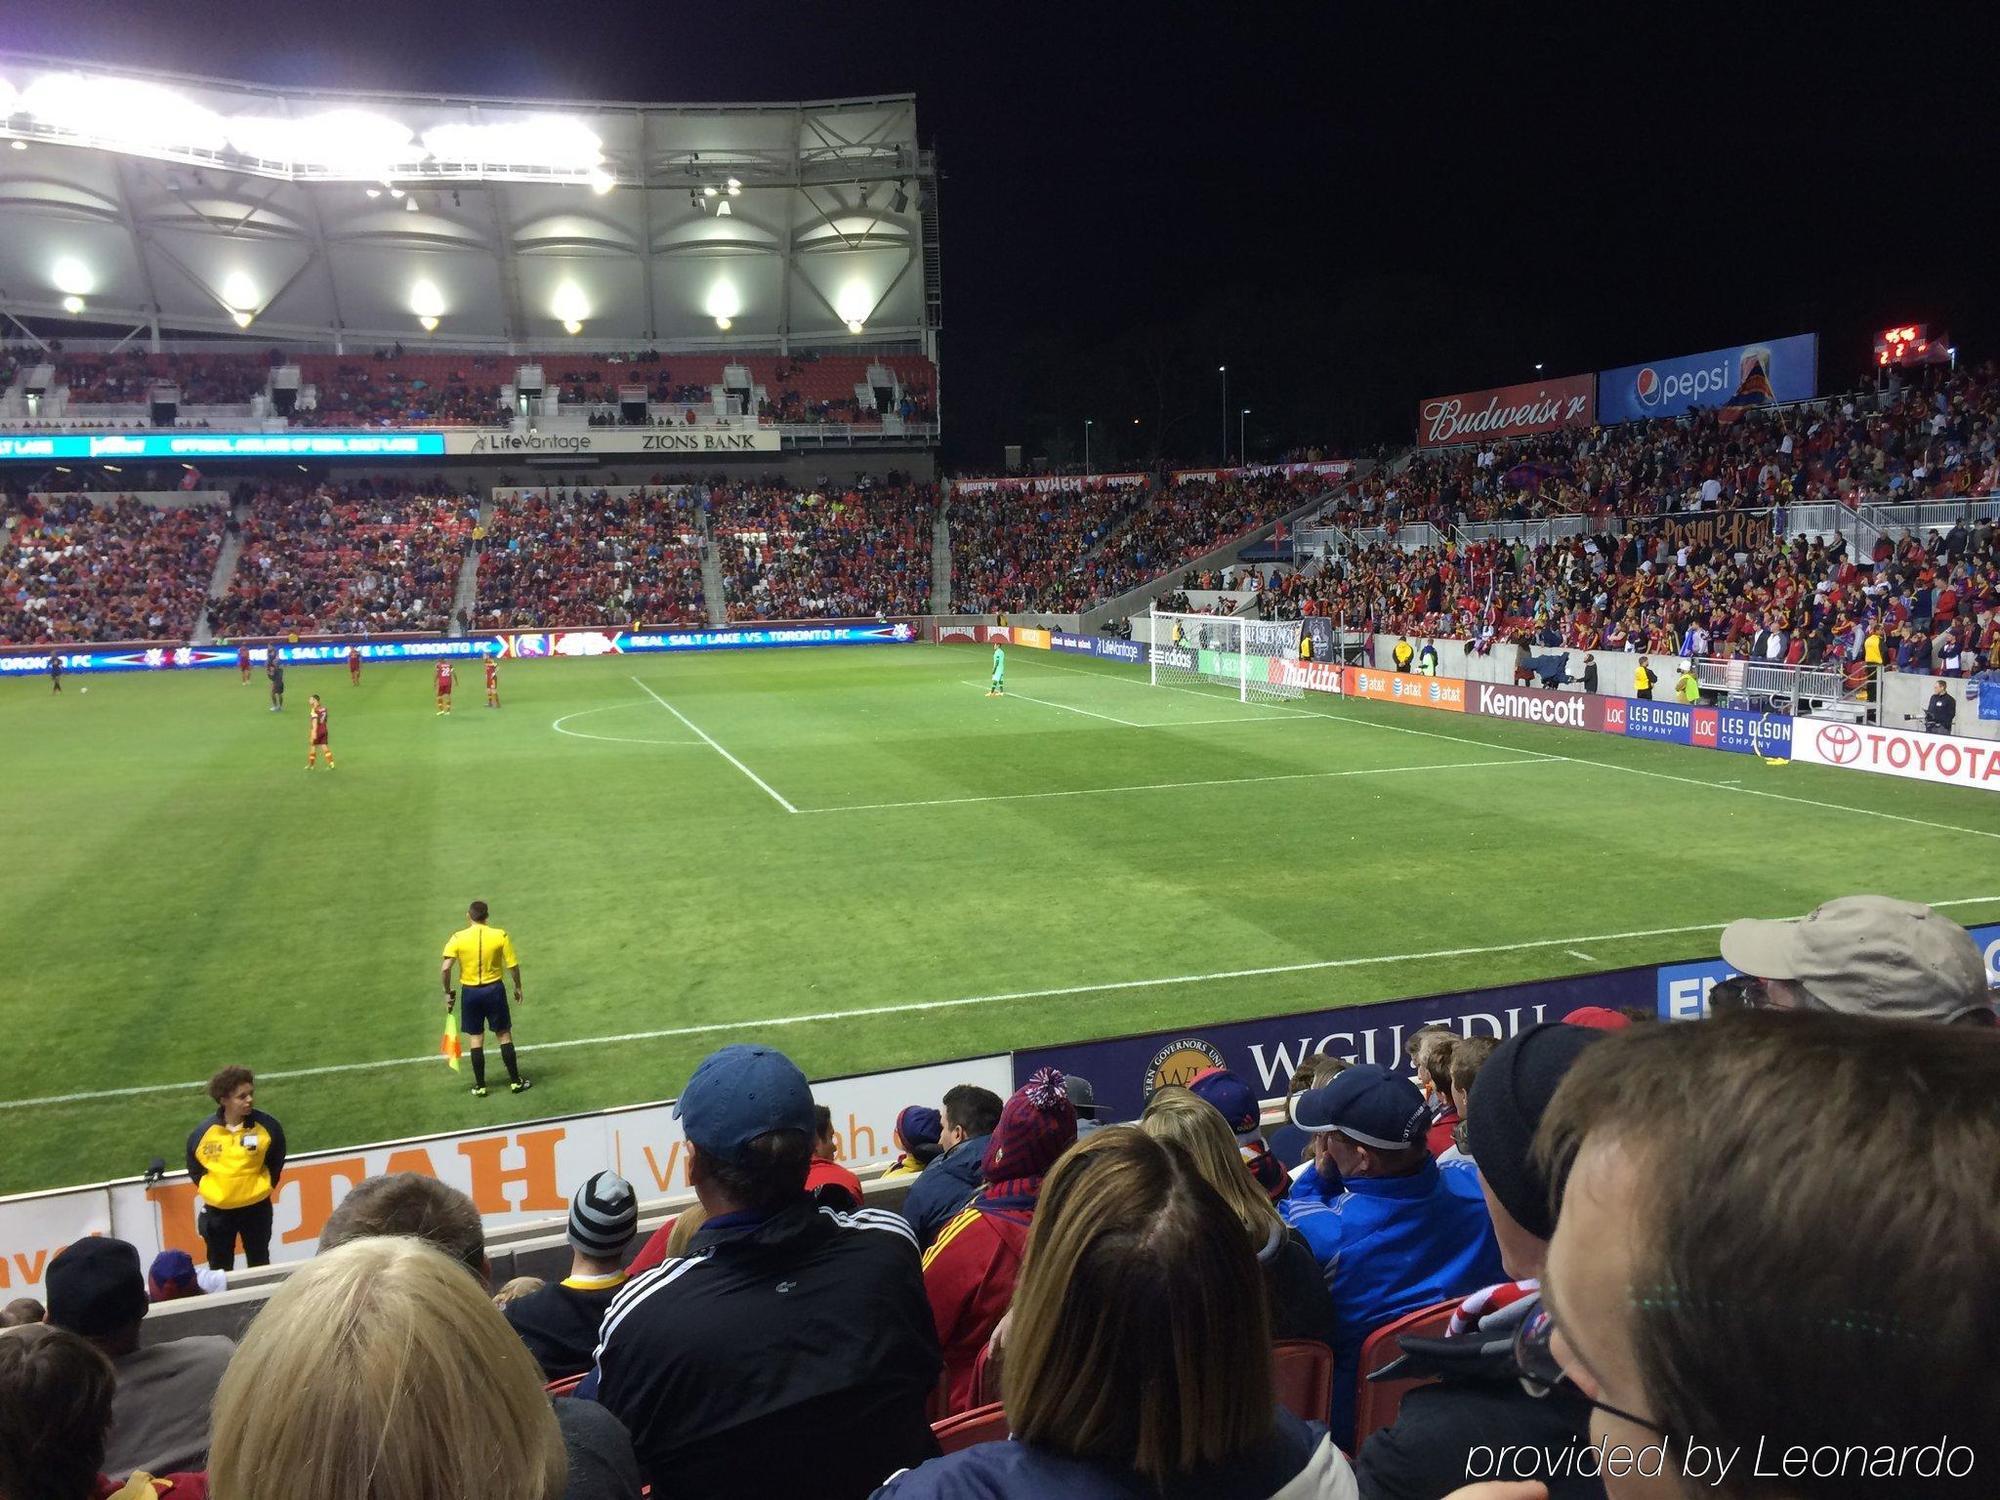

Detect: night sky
10,3,2000,470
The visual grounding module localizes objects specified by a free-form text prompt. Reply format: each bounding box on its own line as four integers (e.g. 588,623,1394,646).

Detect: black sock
501,1043,520,1084
471,1049,487,1087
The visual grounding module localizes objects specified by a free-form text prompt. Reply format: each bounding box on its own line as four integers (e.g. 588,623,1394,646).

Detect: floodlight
419,316,439,332
405,196,418,212
846,319,864,335
704,280,741,325
409,280,446,320
388,187,405,199
587,167,615,195
563,319,582,335
423,117,602,172
365,187,381,198
715,316,732,331
8,140,24,151
61,295,84,313
716,200,731,217
231,311,253,328
227,110,416,175
221,271,258,311
835,282,873,326
551,281,590,324
23,73,227,152
726,177,741,195
703,184,718,197
51,256,93,296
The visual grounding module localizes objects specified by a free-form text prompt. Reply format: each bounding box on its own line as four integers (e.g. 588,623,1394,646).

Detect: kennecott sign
1471,681,1601,732
1791,719,2000,792
1417,373,1595,448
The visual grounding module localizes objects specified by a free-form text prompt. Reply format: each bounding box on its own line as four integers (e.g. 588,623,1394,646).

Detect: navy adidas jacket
900,1132,991,1250
593,1195,943,1499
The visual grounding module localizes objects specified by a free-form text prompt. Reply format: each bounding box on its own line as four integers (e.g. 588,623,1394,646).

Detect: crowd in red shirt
477,485,709,629
0,494,223,644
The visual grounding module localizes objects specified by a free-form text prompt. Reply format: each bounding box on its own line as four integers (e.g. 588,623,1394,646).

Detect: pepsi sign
1597,334,1818,425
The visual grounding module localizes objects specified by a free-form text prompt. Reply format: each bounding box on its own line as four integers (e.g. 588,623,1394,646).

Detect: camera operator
1924,678,1957,735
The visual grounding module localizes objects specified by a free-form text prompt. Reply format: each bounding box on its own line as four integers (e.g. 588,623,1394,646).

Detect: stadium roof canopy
0,54,938,353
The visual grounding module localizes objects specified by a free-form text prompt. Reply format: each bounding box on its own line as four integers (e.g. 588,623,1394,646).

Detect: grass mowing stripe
629,675,799,813
8,895,1996,1114
794,755,1556,814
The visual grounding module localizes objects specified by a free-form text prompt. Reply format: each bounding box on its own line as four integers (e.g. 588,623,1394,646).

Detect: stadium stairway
930,510,952,612
451,496,490,637
698,509,728,624
192,495,248,645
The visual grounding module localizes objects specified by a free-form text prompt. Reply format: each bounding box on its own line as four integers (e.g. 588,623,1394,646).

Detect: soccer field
3,642,1998,1195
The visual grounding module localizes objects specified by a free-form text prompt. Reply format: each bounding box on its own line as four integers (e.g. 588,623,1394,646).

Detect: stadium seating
1349,1300,1456,1449
208,481,477,636
716,480,938,620
1271,1338,1337,1427
948,484,1147,614
0,494,223,644
477,484,709,629
930,1401,1009,1454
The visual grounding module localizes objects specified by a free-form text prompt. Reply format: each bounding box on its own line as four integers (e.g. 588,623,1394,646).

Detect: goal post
1148,608,1303,702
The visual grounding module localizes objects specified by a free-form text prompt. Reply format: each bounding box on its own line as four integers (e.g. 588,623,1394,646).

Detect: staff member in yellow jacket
441,900,531,1099
187,1065,286,1271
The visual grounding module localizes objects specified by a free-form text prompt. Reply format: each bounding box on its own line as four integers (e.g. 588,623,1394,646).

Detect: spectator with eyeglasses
1530,1010,1998,1497
1715,895,1995,1026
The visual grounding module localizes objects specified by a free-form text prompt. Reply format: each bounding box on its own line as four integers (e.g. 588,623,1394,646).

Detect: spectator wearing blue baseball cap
1279,1064,1504,1448
593,1044,943,1499
1188,1066,1292,1201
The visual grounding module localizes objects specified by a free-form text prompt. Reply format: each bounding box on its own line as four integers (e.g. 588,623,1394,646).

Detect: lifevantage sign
443,427,783,456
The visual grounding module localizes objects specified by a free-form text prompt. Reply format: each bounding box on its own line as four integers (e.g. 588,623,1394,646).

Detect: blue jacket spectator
1279,1066,1504,1447
899,1083,1002,1251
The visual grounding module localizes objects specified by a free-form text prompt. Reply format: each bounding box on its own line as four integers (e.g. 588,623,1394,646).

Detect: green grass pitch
3,643,1997,1195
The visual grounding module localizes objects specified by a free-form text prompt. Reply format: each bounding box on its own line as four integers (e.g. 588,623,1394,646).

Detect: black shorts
460,981,511,1035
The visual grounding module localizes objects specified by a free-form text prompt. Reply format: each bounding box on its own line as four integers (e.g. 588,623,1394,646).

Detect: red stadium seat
544,1372,586,1396
931,1401,1009,1454
1270,1338,1334,1424
1350,1298,1458,1448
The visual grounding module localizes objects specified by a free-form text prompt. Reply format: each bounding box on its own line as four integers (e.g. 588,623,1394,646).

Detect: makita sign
1471,681,1602,732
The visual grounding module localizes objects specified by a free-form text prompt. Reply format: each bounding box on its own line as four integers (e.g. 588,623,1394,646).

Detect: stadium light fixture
231,311,253,328
227,109,417,176
8,139,24,152
52,257,94,296
703,184,718,197
423,117,602,173
365,187,381,198
726,177,741,196
835,282,873,329
846,319,864,334
891,183,909,214
587,167,615,195
405,195,419,212
388,187,405,199
409,279,446,323
24,72,228,154
715,200,731,217
61,295,84,314
563,319,582,336
419,316,439,332
705,280,741,331
221,271,258,311
551,281,590,330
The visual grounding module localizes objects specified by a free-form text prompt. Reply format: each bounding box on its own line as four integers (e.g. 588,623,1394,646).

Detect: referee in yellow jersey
441,900,531,1098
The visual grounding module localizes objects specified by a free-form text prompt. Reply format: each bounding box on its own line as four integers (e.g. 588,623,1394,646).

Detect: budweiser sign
1417,373,1596,448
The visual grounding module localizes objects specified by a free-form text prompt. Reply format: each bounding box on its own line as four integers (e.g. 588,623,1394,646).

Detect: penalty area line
9,894,1997,1114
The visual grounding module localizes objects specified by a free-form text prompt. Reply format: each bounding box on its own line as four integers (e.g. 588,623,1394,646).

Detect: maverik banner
1597,333,1818,425
1469,681,1605,732
0,1057,1009,1301
1417,373,1595,449
1014,967,1655,1128
1791,718,2000,792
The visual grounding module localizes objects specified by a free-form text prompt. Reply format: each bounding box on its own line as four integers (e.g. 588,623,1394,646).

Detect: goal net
1148,609,1303,701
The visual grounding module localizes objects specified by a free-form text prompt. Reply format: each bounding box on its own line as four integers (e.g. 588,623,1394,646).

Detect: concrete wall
1881,671,1999,742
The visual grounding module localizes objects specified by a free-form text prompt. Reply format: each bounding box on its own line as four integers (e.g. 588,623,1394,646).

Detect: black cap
46,1237,150,1337
1465,1024,1606,1242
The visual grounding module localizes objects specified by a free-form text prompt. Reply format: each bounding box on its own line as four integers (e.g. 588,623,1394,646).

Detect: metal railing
1693,655,1866,721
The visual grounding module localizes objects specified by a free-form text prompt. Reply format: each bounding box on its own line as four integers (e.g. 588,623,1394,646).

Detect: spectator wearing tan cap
1718,895,1994,1025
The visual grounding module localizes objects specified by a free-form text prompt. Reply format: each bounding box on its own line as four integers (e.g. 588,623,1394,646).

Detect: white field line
630,676,798,813
1566,949,1597,962
961,681,1147,727
796,755,1552,815
9,895,1996,1113
1029,658,2000,845
551,701,703,748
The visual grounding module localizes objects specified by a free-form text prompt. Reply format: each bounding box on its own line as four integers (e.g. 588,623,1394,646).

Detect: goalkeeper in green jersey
987,643,1006,697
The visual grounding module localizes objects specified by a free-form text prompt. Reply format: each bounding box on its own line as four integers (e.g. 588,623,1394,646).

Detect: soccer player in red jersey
305,693,335,769
484,656,500,709
435,661,455,716
348,645,363,685
238,643,251,683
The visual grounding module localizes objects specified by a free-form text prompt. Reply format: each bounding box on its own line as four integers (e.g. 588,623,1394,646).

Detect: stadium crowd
208,481,477,637
717,479,938,621
2,895,1992,1500
948,483,1148,614
1268,509,2000,676
477,484,709,629
0,494,223,644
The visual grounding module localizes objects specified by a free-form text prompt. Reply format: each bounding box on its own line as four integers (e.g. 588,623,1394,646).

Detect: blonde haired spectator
493,1276,546,1307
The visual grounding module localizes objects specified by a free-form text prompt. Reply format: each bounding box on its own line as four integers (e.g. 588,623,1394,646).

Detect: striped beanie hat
568,1170,639,1258
981,1069,1077,1184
